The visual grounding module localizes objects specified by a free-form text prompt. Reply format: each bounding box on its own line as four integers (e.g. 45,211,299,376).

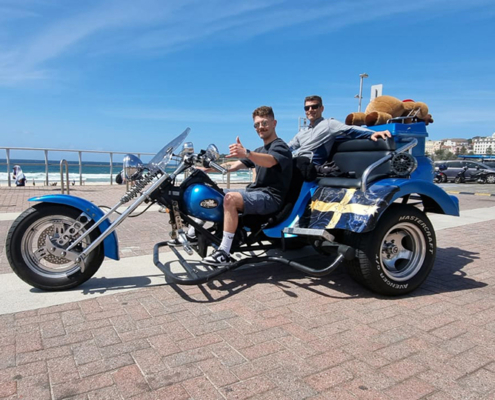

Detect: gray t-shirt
288,117,375,165
240,138,292,207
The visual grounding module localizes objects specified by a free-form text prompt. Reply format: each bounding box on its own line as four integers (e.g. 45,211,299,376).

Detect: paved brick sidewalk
0,186,494,399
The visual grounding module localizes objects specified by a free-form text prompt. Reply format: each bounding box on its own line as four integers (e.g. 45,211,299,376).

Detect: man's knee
224,192,243,211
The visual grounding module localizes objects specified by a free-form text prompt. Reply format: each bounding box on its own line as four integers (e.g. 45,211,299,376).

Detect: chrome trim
361,139,418,192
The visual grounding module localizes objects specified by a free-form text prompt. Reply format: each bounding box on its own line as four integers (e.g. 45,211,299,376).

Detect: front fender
372,178,460,216
28,194,120,260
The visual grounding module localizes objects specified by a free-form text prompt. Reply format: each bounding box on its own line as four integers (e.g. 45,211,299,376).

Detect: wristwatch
245,149,251,159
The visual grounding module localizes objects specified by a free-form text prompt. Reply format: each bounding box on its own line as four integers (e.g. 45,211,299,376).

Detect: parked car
482,160,495,169
434,160,495,183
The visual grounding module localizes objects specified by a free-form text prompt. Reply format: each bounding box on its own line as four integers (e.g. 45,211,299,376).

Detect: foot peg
177,232,193,255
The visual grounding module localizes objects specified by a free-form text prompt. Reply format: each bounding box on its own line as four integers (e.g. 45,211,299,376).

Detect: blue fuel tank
182,184,224,222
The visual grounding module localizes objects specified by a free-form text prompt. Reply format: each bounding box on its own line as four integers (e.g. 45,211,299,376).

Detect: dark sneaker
166,234,198,247
203,250,234,267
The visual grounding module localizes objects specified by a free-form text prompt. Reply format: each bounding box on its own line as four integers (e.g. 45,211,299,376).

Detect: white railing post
44,150,49,186
60,159,70,194
110,153,113,185
78,152,83,186
6,149,11,187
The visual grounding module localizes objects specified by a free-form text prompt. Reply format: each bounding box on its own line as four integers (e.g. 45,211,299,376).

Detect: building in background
473,133,495,154
425,140,443,155
442,138,469,155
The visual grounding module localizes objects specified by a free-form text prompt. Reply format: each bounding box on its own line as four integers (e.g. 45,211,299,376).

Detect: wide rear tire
6,204,104,291
344,205,436,296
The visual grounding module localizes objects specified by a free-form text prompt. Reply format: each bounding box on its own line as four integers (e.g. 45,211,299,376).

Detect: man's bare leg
218,192,244,254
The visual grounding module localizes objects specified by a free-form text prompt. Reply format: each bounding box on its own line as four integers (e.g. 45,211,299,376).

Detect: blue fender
28,194,120,260
371,178,460,216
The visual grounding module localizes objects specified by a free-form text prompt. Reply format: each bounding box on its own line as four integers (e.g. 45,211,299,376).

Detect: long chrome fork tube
72,162,187,264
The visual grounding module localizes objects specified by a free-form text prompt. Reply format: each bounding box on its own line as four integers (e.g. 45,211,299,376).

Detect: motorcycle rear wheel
6,204,104,291
344,205,436,296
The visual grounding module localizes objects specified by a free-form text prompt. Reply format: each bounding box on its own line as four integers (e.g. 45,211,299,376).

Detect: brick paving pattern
0,184,494,399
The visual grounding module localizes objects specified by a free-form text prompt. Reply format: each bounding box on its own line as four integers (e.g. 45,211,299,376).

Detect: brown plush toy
345,95,434,126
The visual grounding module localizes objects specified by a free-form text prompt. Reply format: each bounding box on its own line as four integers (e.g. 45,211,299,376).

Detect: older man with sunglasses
288,95,391,165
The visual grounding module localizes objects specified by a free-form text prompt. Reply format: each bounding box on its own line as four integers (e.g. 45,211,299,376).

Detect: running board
283,227,335,242
153,241,354,285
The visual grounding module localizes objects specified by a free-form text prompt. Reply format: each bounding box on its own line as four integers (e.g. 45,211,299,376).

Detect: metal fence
1,146,155,187
1,147,254,188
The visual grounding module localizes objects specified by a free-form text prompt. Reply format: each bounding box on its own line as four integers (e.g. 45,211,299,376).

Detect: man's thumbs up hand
226,136,248,159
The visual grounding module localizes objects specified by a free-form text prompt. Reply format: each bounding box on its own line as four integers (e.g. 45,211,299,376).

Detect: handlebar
209,161,228,175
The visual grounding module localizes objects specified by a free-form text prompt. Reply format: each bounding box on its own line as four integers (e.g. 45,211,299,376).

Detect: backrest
330,138,396,180
284,156,316,206
242,156,316,229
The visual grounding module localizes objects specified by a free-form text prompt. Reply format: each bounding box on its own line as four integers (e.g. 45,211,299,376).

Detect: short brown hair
304,95,323,106
252,106,274,119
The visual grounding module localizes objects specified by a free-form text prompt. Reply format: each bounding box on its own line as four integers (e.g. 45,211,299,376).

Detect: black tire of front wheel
344,204,436,296
454,176,463,184
6,204,105,291
441,174,447,183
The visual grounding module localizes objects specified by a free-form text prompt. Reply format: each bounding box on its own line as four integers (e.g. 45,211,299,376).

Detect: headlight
179,142,194,158
123,154,144,181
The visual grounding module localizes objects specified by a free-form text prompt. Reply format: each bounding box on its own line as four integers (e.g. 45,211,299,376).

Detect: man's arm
369,130,392,141
287,134,301,152
329,119,391,141
223,160,247,172
227,137,278,168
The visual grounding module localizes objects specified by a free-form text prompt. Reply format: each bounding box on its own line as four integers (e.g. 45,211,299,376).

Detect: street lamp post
357,73,369,112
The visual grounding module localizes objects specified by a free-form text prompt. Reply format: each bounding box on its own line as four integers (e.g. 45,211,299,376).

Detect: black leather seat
317,138,396,189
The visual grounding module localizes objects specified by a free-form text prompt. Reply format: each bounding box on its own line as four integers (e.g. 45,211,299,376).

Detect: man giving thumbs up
202,106,292,267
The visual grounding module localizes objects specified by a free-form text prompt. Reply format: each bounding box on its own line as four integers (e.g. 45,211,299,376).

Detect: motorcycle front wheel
344,205,436,296
6,204,105,291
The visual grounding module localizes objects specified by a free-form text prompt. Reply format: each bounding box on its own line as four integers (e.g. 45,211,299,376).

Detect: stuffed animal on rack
345,95,434,126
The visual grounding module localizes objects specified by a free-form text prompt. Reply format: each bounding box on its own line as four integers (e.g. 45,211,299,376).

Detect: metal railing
1,146,154,187
1,147,254,188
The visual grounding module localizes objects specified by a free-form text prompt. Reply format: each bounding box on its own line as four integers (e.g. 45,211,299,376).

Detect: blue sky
1,0,494,161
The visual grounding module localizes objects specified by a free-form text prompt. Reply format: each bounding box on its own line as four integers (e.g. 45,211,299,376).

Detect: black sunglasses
304,104,321,111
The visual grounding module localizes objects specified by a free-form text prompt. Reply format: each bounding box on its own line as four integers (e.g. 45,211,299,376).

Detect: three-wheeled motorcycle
6,121,459,296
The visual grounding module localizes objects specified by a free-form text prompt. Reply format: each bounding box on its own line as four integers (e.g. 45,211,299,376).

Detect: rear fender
383,179,460,216
29,194,120,260
357,178,460,233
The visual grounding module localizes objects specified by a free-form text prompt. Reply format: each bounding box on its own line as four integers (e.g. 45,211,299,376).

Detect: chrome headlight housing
123,154,144,181
179,142,194,158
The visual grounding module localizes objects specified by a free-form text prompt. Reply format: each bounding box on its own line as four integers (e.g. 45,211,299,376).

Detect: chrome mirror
179,142,194,158
205,144,220,161
123,154,144,181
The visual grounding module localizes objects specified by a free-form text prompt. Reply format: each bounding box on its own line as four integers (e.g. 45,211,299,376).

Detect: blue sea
0,158,252,185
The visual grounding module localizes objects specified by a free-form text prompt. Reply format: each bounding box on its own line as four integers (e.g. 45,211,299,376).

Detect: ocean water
0,158,252,185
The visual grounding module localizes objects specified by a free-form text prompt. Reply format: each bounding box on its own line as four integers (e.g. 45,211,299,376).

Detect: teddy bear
345,95,434,126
